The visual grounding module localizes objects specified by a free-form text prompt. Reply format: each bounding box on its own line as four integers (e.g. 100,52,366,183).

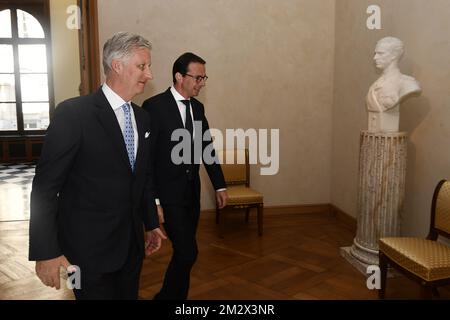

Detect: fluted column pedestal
341,131,407,274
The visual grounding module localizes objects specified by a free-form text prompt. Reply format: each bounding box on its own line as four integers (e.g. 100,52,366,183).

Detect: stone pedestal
344,131,408,268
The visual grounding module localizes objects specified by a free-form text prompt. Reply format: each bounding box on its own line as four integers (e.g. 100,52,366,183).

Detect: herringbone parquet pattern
1,212,449,300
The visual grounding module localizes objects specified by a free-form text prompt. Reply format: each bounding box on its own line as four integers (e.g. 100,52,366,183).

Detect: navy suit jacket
29,88,158,272
142,88,225,207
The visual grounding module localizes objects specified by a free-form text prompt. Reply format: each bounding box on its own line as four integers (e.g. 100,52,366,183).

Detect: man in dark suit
29,32,166,300
142,52,228,300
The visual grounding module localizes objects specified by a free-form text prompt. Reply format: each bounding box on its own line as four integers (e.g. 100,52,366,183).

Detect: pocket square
145,132,150,139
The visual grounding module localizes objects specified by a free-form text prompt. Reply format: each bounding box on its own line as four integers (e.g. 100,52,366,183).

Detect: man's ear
111,59,122,74
175,72,183,83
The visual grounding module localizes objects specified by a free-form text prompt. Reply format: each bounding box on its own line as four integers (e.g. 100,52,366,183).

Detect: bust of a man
366,37,421,133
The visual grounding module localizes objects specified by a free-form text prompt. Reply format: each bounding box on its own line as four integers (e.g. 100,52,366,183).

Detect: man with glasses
142,52,228,300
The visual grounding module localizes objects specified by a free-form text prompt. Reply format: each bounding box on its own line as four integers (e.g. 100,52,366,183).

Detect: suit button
186,169,190,173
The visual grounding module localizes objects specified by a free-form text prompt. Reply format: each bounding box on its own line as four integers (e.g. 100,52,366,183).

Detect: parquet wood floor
1,212,449,300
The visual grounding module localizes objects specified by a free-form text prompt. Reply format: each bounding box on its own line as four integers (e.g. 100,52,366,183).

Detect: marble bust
367,37,421,132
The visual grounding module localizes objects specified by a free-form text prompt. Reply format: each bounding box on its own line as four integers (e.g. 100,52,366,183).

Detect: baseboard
330,204,357,231
201,203,332,216
201,203,357,230
263,204,332,215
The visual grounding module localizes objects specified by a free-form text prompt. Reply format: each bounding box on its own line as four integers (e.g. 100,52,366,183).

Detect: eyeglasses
184,73,208,83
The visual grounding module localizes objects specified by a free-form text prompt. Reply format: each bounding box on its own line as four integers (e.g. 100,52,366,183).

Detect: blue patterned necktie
122,102,135,171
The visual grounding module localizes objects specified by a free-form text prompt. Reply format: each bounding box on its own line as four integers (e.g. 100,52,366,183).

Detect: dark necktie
181,99,194,174
181,99,193,140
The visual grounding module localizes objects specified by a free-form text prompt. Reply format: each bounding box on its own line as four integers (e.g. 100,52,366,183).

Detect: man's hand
145,227,167,256
157,205,165,224
216,190,228,209
35,255,75,290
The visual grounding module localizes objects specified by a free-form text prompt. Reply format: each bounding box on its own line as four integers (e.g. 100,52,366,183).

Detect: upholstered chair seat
379,180,450,299
226,185,263,206
379,237,450,281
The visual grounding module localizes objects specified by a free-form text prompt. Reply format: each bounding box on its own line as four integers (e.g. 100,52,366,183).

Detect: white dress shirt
102,83,138,158
171,86,225,193
170,86,195,138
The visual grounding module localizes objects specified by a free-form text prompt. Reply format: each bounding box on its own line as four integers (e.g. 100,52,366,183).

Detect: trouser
72,233,143,300
154,188,200,300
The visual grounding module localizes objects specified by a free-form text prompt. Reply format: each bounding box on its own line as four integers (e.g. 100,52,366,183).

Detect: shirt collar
102,83,132,111
170,86,190,103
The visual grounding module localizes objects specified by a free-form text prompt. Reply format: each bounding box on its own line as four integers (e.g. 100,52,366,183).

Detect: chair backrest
429,180,450,239
217,149,249,186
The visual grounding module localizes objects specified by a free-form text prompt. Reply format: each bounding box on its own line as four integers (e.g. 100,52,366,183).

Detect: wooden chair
216,149,263,237
379,179,450,299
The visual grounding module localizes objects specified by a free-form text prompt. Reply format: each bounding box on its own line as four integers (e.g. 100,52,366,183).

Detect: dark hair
172,52,206,84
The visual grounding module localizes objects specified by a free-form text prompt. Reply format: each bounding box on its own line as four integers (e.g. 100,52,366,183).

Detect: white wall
50,0,80,105
98,0,336,210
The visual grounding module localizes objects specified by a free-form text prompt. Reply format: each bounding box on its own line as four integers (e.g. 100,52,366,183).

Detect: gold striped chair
216,149,263,237
379,179,450,299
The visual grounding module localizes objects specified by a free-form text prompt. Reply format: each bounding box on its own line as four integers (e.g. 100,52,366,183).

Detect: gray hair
102,32,152,75
377,36,405,61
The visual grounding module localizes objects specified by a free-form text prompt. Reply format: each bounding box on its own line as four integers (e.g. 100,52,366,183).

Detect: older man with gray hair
29,32,166,300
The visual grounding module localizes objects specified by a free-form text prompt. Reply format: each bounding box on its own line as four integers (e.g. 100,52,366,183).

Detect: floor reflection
0,163,35,221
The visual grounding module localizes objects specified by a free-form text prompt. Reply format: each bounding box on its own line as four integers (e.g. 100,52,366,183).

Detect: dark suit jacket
29,88,158,273
142,88,225,206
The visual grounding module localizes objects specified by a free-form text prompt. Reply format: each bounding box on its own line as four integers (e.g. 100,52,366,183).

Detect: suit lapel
165,89,185,129
190,99,203,151
94,89,132,173
191,99,202,123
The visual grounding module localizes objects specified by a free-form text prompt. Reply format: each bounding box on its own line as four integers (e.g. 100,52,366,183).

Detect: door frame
78,0,100,95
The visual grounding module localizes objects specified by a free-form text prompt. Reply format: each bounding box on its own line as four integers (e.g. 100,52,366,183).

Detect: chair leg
378,252,388,299
245,208,250,223
216,207,220,224
257,204,263,236
420,285,433,299
217,207,225,238
432,287,440,298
